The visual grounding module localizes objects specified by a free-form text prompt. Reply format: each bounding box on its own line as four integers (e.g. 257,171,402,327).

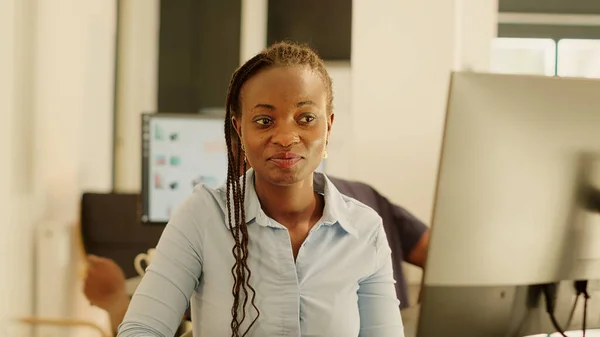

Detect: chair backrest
80,192,164,278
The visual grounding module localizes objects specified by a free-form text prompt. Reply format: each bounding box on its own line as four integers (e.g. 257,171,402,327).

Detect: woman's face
233,65,333,186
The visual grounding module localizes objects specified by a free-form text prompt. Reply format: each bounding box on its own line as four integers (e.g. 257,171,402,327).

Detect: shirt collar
221,169,358,237
313,171,358,237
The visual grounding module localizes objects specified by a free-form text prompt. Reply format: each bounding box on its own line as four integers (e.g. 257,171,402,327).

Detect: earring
241,143,245,152
322,149,328,159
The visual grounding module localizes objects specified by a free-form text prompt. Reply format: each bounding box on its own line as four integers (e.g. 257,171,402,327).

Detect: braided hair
223,41,333,337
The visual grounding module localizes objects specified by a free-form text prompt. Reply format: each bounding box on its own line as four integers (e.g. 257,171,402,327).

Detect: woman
117,41,404,337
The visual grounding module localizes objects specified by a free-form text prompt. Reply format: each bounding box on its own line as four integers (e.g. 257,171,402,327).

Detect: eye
254,117,273,126
299,115,316,124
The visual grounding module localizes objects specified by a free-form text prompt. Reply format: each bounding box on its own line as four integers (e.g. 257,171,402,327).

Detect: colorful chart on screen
141,114,227,224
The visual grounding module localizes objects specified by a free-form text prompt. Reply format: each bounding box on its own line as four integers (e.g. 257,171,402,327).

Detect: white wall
0,0,115,335
323,62,353,180
114,0,160,193
0,1,33,335
351,0,497,283
454,0,498,72
240,0,268,64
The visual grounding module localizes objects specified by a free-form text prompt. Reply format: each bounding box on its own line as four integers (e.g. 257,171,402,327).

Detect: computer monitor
141,113,227,224
141,113,326,224
415,72,600,337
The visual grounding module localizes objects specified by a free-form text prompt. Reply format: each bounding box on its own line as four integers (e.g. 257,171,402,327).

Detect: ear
326,113,335,141
231,116,242,140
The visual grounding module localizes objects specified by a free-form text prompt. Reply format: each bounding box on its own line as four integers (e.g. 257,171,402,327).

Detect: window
557,39,600,78
490,38,557,76
490,37,600,79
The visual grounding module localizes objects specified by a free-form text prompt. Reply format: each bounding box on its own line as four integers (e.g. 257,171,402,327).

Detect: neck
254,174,320,229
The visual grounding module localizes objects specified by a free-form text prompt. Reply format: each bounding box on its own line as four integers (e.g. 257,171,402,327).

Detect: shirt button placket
278,228,300,336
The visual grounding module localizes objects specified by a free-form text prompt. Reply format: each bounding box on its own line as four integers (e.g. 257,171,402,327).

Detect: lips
269,152,302,169
270,152,301,160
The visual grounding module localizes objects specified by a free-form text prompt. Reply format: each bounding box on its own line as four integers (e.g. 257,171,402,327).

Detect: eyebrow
296,100,315,107
252,101,315,111
252,103,275,110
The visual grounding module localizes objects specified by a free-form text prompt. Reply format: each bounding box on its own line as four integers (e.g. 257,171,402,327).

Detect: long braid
225,54,267,337
223,41,333,337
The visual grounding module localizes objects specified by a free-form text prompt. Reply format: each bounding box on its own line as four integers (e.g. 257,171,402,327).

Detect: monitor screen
141,114,227,224
141,113,326,224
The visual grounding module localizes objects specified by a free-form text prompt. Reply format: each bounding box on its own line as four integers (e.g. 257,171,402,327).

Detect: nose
271,122,300,148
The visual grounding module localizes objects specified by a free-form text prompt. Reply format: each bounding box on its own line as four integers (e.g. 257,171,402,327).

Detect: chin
258,164,311,187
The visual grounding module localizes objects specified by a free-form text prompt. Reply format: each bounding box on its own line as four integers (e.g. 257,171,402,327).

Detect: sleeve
358,222,405,337
117,196,205,337
381,194,428,259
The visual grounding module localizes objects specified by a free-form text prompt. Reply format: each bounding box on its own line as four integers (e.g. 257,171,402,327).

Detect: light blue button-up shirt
118,169,404,337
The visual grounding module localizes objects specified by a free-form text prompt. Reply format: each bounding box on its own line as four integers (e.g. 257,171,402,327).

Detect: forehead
240,65,326,107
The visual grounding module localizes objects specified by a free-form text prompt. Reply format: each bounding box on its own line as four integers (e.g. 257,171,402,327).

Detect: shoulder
322,174,383,240
155,184,226,259
345,194,384,240
168,183,225,230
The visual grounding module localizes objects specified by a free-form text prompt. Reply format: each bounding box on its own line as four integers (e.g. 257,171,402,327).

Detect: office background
1,0,599,335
